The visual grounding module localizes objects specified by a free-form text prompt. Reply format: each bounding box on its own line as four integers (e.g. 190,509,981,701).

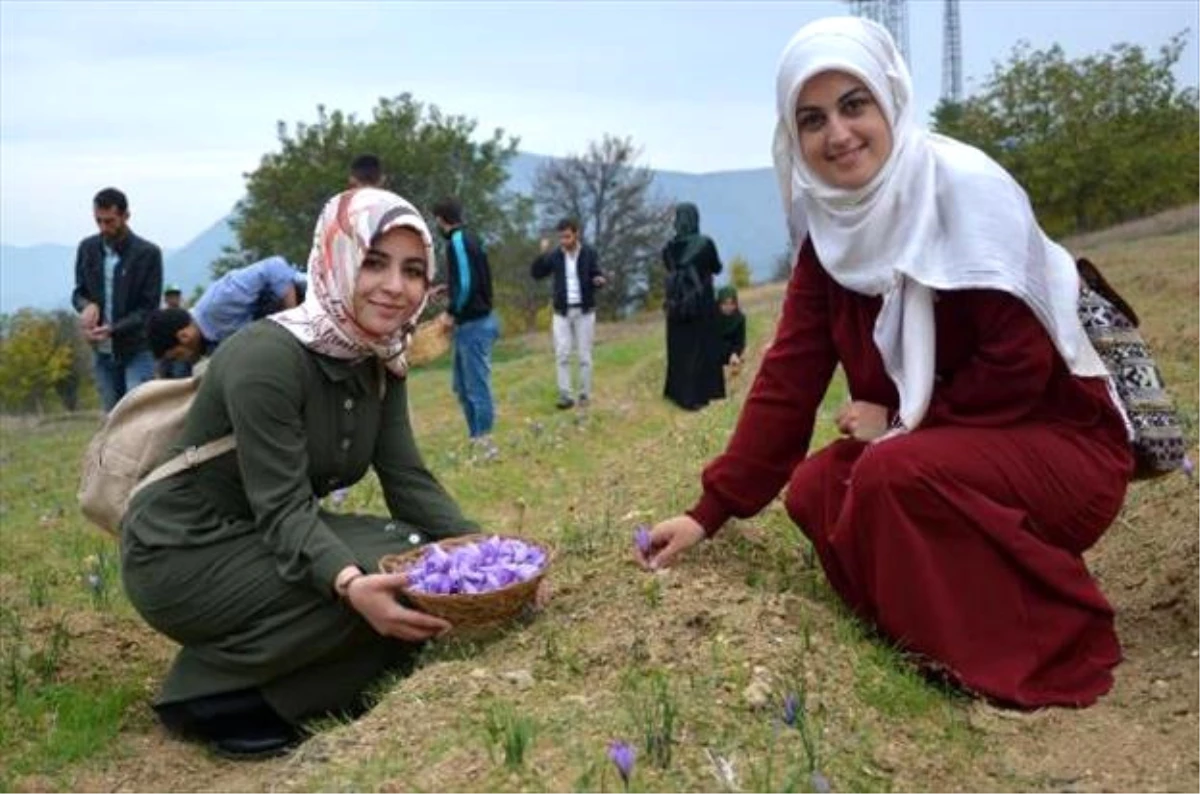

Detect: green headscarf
674,203,700,237
667,202,709,267
715,285,745,337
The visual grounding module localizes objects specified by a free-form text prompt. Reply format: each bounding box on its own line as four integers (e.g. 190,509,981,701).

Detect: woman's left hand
835,400,889,441
346,572,452,641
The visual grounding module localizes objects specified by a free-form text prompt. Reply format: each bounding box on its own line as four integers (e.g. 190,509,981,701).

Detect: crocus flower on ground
634,524,652,555
404,536,546,595
782,693,800,727
607,740,636,789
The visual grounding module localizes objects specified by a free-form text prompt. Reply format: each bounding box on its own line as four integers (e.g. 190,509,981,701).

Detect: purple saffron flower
607,740,636,789
428,572,455,594
452,544,483,568
810,771,832,793
782,693,800,727
405,537,546,596
1183,455,1195,481
329,487,348,507
425,545,451,573
634,525,652,555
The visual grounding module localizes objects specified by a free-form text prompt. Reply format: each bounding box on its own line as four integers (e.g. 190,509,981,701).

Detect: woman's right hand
638,515,706,570
346,572,452,641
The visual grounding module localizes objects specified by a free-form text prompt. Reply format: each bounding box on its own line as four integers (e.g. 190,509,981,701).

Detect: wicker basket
407,320,452,367
379,534,548,630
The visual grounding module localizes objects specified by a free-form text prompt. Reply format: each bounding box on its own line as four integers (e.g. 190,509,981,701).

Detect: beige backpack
78,363,234,536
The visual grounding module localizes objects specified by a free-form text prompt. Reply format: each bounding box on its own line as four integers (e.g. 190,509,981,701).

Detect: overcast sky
2,0,1196,248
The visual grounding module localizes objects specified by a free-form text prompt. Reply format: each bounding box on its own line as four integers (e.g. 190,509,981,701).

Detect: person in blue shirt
432,197,499,459
147,256,305,367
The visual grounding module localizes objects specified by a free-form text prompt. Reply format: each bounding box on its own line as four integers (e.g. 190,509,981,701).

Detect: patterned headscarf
270,188,436,377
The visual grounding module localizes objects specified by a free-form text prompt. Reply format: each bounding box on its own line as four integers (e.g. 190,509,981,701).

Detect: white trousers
552,308,595,399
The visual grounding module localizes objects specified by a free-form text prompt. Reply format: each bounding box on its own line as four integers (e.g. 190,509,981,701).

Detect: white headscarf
270,187,436,377
772,16,1108,431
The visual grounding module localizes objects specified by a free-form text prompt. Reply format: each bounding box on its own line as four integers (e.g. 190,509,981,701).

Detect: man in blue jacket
146,255,304,367
530,218,606,409
433,197,499,458
71,187,163,412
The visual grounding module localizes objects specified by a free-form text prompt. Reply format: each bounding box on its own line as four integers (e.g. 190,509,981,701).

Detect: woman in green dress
121,188,475,758
715,285,747,371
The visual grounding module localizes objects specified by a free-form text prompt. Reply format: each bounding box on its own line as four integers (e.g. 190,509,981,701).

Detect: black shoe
555,396,575,410
211,731,302,760
155,688,302,761
577,395,590,408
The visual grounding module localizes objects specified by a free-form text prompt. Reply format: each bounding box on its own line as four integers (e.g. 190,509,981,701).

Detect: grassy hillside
1,217,1195,792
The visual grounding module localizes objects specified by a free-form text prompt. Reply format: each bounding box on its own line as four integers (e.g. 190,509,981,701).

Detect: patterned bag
1076,257,1187,480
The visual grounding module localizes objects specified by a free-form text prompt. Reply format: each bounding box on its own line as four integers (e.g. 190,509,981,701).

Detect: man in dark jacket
71,187,163,411
530,218,606,409
433,197,500,457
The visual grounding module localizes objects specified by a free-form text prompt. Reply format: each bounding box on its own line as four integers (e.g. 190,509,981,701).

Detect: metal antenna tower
942,0,963,102
846,0,910,65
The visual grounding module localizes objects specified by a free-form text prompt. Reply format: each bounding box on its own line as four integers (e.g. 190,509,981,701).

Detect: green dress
121,321,476,723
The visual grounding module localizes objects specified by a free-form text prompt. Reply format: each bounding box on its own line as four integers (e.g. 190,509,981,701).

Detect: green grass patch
0,679,142,789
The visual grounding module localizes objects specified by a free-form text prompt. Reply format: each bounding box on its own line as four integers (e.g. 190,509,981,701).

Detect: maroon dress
688,240,1134,708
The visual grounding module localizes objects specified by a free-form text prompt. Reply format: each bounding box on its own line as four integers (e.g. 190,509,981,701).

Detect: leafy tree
486,195,545,334
48,310,92,411
932,32,1198,237
532,135,673,319
0,310,74,413
729,256,753,289
214,94,519,277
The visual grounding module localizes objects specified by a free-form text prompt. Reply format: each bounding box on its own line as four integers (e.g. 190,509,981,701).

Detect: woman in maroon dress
638,16,1134,708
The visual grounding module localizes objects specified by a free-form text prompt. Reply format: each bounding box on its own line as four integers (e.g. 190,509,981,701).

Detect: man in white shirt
530,218,606,409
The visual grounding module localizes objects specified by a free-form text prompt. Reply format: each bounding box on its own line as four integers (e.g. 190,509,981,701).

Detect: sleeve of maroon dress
922,289,1057,427
687,243,839,536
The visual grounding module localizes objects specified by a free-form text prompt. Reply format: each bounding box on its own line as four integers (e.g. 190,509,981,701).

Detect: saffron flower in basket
403,535,548,595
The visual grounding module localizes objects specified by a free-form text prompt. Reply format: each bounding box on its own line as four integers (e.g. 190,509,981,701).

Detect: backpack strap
1077,257,1140,327
129,435,237,501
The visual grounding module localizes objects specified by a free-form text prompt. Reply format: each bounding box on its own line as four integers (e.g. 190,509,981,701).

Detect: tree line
932,32,1197,238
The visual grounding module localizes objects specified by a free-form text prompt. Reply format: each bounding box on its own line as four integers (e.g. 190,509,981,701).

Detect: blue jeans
93,349,156,412
451,313,499,438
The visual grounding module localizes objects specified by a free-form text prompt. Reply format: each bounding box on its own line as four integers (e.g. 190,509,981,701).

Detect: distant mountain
649,166,787,281
507,152,788,282
0,243,77,314
0,153,786,314
160,213,238,297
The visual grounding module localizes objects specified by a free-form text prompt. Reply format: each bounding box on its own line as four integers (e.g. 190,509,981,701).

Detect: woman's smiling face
352,226,428,337
794,70,893,189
